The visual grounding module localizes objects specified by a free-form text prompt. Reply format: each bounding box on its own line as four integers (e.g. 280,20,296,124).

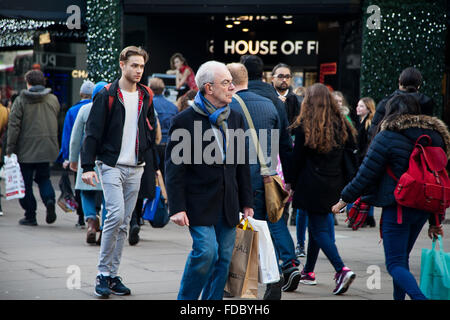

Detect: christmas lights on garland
0,19,58,47
0,18,86,47
86,0,122,83
360,0,447,117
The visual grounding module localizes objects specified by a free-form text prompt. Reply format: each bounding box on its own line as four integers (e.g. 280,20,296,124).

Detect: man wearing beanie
57,79,94,227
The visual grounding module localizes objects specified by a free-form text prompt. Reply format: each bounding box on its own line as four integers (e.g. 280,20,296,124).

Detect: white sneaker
0,211,3,216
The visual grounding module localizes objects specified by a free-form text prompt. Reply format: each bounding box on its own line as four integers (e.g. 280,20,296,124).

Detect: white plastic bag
4,154,25,200
246,215,280,284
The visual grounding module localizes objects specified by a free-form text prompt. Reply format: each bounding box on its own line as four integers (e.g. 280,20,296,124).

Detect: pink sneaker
300,270,317,285
333,267,355,295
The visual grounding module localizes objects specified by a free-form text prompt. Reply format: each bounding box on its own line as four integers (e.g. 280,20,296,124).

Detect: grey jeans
96,162,144,277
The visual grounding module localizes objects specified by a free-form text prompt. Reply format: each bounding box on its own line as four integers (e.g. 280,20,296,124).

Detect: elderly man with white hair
165,60,254,300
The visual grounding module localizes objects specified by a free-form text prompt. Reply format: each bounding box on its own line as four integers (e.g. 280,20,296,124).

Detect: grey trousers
97,162,144,277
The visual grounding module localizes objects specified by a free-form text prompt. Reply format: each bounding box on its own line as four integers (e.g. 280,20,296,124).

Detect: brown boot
86,218,98,244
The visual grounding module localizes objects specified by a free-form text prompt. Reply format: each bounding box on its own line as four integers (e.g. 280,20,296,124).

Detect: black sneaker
19,218,38,226
365,216,376,227
128,224,140,246
109,276,131,295
282,260,301,292
94,275,111,298
263,275,283,300
45,200,56,224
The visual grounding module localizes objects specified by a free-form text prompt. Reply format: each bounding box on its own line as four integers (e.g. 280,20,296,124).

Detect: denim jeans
296,209,308,248
296,209,335,247
96,163,143,277
303,212,344,273
381,205,429,300
81,190,107,228
178,213,236,300
19,163,55,221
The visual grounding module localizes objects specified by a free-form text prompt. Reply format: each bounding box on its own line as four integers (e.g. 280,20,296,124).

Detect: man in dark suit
165,60,254,300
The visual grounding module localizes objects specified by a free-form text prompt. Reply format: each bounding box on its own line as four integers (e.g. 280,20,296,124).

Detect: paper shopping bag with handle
225,219,259,298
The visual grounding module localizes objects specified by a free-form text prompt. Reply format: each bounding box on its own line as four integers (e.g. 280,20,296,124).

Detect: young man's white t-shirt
117,89,139,166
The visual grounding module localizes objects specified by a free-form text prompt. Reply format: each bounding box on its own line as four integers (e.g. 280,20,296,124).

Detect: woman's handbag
233,94,289,223
420,235,450,300
225,218,259,298
345,197,370,230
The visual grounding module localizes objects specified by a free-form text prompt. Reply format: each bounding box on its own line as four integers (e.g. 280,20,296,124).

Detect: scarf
192,91,230,156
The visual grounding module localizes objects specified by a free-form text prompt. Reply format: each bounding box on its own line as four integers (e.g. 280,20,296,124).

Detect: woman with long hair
168,53,198,99
356,97,376,162
347,97,377,228
287,83,358,295
332,94,447,300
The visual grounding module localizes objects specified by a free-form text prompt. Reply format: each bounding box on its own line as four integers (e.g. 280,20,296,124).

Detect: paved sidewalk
0,173,448,300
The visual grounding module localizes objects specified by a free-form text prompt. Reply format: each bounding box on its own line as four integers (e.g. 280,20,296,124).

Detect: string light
86,0,121,83
360,0,446,117
0,19,59,47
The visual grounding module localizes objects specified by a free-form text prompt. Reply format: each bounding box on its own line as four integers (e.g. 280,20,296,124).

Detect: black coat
81,79,156,172
341,114,450,225
369,89,435,138
284,90,302,127
288,125,356,215
356,116,370,164
164,107,253,227
138,145,158,200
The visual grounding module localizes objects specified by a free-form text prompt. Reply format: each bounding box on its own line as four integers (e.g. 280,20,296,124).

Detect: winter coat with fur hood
340,114,450,225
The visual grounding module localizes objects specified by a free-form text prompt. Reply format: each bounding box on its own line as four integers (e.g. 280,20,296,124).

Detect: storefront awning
0,0,86,21
123,0,361,14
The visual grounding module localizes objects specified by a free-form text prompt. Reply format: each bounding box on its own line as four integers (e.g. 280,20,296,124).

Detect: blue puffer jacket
341,114,450,225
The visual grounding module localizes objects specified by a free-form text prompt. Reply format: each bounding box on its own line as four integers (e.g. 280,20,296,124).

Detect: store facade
0,0,87,110
122,0,362,106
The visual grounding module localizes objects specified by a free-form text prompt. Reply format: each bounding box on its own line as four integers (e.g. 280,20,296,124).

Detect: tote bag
420,235,450,300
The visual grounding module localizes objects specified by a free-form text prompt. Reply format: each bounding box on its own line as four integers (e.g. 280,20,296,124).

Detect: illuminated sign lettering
224,40,319,56
72,70,89,78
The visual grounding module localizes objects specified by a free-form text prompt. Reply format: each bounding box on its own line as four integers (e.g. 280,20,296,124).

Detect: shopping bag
3,154,25,200
142,186,169,228
247,216,280,284
225,219,259,298
420,235,450,300
57,170,78,212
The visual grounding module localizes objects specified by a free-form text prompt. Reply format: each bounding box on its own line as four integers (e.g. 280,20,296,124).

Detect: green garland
361,0,447,117
86,0,122,83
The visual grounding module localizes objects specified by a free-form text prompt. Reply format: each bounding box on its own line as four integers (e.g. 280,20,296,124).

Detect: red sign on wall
319,62,337,84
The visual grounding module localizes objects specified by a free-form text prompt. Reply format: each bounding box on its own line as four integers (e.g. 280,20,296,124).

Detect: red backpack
387,134,450,224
